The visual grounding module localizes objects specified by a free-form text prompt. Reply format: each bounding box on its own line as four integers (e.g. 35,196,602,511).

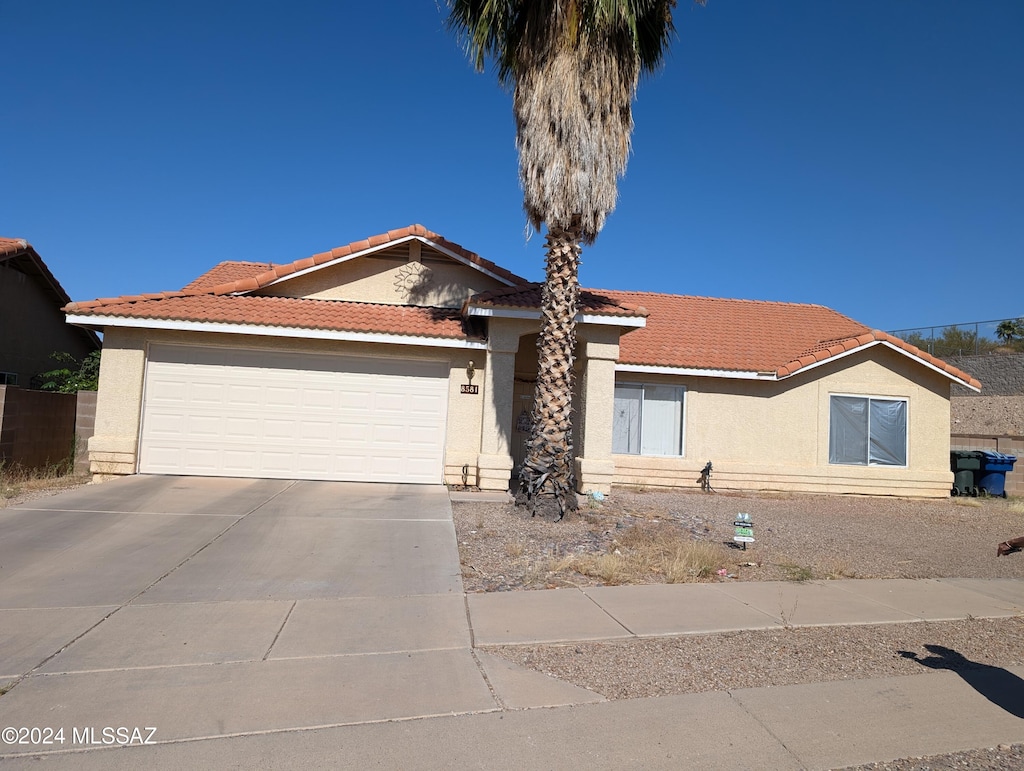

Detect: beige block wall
90,327,487,483
613,347,955,498
950,435,1023,497
255,243,507,309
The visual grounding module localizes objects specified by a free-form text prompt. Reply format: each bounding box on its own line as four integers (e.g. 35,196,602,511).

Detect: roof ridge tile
179,225,530,298
592,288,832,310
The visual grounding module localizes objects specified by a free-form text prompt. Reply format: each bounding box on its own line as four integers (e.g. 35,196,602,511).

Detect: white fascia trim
777,340,981,392
65,314,488,350
467,306,647,328
616,363,773,380
617,340,981,391
580,313,646,327
250,238,412,292
252,235,520,294
417,237,520,287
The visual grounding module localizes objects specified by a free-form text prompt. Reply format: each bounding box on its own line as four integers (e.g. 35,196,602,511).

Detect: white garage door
139,344,449,483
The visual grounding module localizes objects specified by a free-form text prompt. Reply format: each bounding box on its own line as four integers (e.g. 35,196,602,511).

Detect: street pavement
1,477,1022,769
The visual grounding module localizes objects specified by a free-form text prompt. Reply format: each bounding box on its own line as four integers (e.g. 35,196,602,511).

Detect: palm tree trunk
519,221,582,519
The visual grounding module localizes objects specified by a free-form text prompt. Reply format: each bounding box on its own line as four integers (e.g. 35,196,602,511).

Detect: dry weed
0,462,85,507
562,523,727,585
777,561,814,582
820,558,856,580
664,542,727,583
954,498,984,508
505,539,526,559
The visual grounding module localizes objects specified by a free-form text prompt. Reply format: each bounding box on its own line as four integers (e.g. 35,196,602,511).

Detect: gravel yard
454,488,1024,592
0,474,88,510
457,488,1024,769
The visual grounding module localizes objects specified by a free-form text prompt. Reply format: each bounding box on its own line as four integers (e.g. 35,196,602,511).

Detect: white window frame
612,382,687,457
828,393,909,468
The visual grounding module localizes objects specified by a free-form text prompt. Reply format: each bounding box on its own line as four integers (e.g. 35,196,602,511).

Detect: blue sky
3,1,1022,333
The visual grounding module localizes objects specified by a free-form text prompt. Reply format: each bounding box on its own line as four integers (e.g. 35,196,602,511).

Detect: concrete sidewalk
5,667,1022,770
3,578,1023,768
467,577,1024,644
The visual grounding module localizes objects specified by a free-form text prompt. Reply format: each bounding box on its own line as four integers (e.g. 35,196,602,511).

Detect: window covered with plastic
829,395,907,466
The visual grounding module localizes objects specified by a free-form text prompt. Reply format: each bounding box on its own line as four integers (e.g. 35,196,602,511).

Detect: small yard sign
733,513,755,550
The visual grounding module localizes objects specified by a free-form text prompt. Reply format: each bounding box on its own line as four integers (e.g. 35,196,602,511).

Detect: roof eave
417,236,526,288
5,244,102,350
465,306,647,328
616,363,777,380
776,339,982,392
64,313,487,350
225,234,525,297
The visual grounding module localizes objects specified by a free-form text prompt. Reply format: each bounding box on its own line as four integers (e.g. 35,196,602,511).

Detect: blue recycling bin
977,451,1017,498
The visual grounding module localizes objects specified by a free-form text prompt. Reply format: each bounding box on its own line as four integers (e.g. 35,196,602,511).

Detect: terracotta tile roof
58,222,977,388
467,284,648,317
0,237,30,257
183,261,275,291
64,224,527,342
780,329,982,389
65,294,474,340
599,291,981,388
189,225,529,297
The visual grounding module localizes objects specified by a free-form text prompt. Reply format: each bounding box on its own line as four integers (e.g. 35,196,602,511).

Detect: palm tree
996,318,1024,345
448,0,683,519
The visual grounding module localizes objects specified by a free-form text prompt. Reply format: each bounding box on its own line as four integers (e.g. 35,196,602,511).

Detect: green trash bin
950,450,982,496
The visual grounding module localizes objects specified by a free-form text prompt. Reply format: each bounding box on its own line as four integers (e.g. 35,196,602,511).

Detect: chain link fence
889,317,1024,359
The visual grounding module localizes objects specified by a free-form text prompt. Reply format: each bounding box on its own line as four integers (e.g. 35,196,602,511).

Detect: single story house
1,238,100,386
64,225,980,498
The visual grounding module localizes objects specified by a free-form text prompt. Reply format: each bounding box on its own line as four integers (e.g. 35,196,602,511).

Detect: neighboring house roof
2,238,76,308
1,237,101,350
600,290,980,389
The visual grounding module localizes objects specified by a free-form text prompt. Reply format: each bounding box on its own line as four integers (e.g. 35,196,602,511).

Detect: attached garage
139,344,449,483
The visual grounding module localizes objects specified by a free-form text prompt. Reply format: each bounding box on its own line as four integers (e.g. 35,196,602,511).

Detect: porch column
89,329,146,480
575,337,619,495
477,338,517,492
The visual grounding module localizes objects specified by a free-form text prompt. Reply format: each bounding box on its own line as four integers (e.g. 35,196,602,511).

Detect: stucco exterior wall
89,327,487,484
90,322,959,498
254,243,507,309
613,347,954,497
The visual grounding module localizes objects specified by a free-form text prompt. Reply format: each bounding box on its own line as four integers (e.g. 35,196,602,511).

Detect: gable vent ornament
394,261,433,299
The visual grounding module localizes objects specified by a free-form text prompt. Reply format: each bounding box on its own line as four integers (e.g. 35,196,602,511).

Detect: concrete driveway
5,476,1024,768
0,476,516,759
